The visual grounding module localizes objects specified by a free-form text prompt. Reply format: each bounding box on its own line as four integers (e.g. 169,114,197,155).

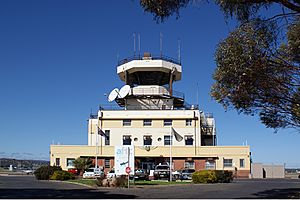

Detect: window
184,161,195,169
55,158,60,166
240,159,245,168
205,160,216,169
123,119,131,126
66,158,75,167
164,119,172,126
143,119,152,126
186,119,192,126
164,135,172,145
123,135,132,145
105,130,110,145
143,136,152,145
185,135,194,145
104,158,110,168
223,159,233,168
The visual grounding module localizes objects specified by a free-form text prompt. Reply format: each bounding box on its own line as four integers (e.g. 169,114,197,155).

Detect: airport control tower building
50,53,251,178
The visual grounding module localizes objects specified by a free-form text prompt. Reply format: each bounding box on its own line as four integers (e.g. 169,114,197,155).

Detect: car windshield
156,166,169,170
109,170,115,173
86,168,94,172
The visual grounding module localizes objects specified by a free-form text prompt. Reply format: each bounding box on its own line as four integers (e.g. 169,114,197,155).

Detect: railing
118,54,181,66
98,104,199,111
130,87,184,100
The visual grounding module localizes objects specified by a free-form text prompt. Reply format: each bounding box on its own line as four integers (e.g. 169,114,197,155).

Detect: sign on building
114,145,134,175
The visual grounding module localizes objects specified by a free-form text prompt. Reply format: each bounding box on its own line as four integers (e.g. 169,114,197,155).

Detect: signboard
114,145,134,175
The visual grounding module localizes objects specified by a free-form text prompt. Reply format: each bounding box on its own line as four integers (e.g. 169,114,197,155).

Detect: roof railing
118,54,181,66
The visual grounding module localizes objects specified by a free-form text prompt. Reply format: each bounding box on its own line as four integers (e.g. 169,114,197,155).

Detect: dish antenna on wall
119,85,131,98
108,88,120,102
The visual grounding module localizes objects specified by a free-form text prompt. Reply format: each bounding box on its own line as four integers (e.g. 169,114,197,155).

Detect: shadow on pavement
240,188,300,199
0,188,137,199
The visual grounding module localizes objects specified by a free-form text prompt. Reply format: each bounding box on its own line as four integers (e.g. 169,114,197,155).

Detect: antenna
119,85,131,98
116,52,119,65
178,39,181,62
197,82,199,110
160,32,163,57
133,33,136,57
108,88,120,102
138,33,141,58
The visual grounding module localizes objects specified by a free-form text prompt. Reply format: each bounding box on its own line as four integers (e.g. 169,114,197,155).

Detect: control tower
112,53,186,110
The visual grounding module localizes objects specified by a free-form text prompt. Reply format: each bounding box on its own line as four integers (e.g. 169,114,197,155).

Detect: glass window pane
240,159,245,168
123,119,131,126
186,119,192,126
223,159,233,167
105,130,110,145
164,119,172,126
143,119,152,126
164,135,172,145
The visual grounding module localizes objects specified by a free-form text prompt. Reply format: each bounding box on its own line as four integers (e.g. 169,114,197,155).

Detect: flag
98,127,108,139
171,127,183,142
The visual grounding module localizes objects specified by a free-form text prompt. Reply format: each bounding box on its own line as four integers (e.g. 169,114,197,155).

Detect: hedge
34,166,62,180
192,170,233,183
50,170,75,181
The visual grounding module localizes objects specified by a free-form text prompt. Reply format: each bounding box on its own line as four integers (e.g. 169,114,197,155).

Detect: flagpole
95,123,98,169
170,128,172,182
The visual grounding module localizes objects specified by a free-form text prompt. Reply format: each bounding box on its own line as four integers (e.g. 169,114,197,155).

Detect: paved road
0,175,300,198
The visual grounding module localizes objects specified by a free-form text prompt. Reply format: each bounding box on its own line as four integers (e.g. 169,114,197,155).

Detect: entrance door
141,162,155,173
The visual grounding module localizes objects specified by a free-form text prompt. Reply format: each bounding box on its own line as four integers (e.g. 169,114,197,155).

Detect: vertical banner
115,145,135,175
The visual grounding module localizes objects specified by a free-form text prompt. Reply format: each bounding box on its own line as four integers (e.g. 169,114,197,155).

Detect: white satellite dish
119,85,131,98
108,88,120,102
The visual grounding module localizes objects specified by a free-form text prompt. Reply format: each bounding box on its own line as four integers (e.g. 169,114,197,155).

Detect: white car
83,168,103,179
106,169,116,179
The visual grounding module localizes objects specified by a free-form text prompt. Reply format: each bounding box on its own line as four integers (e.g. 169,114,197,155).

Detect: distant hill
0,158,49,170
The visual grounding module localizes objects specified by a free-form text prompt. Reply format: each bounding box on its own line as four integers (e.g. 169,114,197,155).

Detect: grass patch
67,179,97,187
133,180,192,185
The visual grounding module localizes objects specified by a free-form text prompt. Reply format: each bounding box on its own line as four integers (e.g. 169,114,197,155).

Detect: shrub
50,170,75,181
192,170,233,184
34,166,62,180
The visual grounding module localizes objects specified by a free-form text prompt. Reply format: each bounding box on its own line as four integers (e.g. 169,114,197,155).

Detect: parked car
172,170,182,180
83,168,104,179
130,169,149,180
68,168,79,175
22,169,34,175
153,165,170,180
180,169,195,180
106,169,116,179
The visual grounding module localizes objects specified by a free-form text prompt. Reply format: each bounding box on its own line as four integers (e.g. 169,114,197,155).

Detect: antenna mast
133,33,136,57
160,32,163,57
178,39,181,62
138,33,141,58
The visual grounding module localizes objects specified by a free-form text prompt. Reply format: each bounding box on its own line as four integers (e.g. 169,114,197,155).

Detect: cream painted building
50,53,251,178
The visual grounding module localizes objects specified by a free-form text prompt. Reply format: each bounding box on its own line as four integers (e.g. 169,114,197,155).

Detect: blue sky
0,0,299,166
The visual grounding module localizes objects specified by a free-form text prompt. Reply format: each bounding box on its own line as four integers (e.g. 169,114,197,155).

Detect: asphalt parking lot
0,175,300,198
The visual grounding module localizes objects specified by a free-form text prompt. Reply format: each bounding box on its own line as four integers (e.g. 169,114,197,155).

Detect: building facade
50,53,251,178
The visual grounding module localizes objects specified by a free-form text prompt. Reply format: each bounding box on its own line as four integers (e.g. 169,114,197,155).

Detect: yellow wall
50,145,250,171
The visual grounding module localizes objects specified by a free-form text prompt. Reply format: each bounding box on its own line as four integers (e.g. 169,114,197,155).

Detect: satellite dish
108,88,119,102
119,85,131,98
